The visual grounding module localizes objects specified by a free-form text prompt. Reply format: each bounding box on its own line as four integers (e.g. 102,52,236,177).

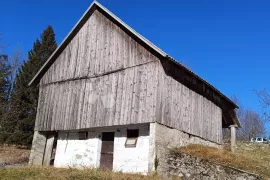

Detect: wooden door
100,132,115,170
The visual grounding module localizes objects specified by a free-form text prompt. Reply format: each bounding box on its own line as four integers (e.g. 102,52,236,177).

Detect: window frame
125,129,139,148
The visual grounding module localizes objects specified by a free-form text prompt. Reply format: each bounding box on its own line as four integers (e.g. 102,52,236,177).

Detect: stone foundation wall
166,151,262,180
155,123,221,174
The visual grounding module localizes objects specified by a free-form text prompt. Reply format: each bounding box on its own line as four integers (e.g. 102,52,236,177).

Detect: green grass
0,166,175,180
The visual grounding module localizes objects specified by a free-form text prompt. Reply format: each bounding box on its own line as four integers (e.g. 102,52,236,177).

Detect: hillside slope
175,143,270,179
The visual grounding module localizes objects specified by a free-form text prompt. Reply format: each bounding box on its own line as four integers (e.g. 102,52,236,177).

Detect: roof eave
165,56,239,109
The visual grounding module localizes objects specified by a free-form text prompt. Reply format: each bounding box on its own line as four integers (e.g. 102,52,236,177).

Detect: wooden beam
230,125,237,153
43,134,55,166
228,110,241,128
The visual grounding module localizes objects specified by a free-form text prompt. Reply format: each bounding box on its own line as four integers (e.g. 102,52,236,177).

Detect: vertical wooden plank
43,134,55,166
93,78,102,127
108,73,118,126
100,75,109,127
35,86,44,130
108,16,115,72
146,58,157,123
71,80,81,129
76,79,87,129
151,60,159,123
46,84,55,130
94,11,101,76
155,63,163,124
137,64,147,124
86,79,97,127
80,80,90,128
42,85,50,130
119,70,128,125
198,95,203,138
87,11,97,77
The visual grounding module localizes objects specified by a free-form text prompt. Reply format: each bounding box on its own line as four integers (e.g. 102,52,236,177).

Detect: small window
125,129,139,148
78,132,88,140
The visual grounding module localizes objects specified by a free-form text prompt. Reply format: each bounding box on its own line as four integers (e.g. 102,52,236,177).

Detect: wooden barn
28,1,240,173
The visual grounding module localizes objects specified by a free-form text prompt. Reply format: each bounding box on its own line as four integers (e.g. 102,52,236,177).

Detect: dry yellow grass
174,143,270,179
0,166,178,180
2,143,268,179
0,145,29,165
0,146,179,180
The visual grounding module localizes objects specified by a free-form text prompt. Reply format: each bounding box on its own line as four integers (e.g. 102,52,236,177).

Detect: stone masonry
166,151,262,180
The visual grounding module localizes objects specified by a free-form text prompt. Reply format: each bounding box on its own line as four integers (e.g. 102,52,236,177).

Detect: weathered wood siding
40,10,156,85
156,65,222,143
36,62,159,131
36,9,222,143
36,9,160,131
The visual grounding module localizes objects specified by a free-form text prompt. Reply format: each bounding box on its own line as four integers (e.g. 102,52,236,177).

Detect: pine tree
0,55,10,115
0,55,12,143
5,26,57,146
0,55,15,143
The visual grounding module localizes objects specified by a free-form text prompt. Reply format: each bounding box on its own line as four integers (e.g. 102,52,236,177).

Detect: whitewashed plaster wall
54,123,152,174
112,124,150,174
54,132,101,168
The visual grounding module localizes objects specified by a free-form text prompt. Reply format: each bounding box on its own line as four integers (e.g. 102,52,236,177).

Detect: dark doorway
50,133,58,166
100,132,115,170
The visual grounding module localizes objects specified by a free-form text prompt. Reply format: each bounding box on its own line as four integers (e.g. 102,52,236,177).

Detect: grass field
0,146,177,180
176,142,270,179
0,166,176,180
0,142,269,179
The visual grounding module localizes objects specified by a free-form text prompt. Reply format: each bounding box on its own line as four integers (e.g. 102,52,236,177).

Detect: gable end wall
35,9,222,144
35,10,160,131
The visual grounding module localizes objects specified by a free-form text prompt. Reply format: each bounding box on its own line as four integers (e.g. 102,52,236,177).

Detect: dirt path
0,145,30,168
0,162,27,168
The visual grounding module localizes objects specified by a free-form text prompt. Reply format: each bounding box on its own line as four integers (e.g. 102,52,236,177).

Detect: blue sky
1,0,270,132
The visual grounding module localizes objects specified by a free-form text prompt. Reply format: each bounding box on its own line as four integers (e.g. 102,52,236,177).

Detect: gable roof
28,1,240,127
28,1,166,86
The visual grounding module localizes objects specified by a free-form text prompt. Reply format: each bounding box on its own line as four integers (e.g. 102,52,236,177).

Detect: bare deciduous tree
223,95,265,142
7,48,23,85
0,34,23,111
237,108,265,140
255,89,270,121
